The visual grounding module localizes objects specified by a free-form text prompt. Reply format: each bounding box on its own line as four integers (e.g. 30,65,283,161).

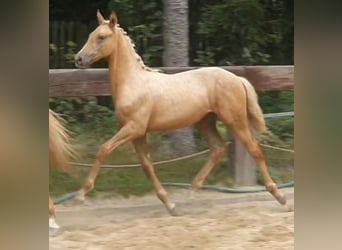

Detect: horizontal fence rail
49,66,294,97
264,111,294,119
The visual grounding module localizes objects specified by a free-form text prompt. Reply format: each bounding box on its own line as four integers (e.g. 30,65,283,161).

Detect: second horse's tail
49,109,76,173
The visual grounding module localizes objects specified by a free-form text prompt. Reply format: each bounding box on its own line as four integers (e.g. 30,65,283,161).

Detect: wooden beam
231,134,257,187
49,66,294,97
264,111,294,119
49,69,110,97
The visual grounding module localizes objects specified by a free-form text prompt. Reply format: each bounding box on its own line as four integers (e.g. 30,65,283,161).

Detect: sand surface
50,187,294,250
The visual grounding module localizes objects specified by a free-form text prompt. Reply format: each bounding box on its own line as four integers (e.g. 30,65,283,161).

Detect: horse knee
96,143,111,160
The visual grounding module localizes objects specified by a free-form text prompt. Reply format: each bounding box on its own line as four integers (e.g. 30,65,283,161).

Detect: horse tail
49,109,76,174
239,77,268,134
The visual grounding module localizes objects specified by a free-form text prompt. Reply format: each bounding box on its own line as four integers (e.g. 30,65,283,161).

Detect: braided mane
116,24,159,72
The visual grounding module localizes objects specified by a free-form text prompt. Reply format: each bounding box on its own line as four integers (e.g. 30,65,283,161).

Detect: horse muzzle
74,55,92,69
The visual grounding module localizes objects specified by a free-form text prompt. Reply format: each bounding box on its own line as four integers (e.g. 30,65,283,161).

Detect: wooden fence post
231,134,257,187
230,112,295,187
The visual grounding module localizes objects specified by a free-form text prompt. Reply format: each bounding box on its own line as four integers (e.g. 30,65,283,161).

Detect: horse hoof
277,193,287,205
49,227,62,237
267,184,287,206
49,218,62,237
284,202,294,212
75,190,86,202
49,218,59,228
168,203,180,216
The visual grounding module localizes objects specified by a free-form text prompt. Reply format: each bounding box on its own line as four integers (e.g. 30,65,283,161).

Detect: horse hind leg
190,114,226,197
219,112,287,205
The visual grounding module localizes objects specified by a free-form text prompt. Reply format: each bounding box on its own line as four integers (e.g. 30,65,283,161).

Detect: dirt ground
49,187,294,250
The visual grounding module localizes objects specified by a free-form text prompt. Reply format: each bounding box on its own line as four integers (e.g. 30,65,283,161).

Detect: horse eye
98,35,106,41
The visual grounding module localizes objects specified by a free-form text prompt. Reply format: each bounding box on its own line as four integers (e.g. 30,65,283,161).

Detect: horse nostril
75,56,82,66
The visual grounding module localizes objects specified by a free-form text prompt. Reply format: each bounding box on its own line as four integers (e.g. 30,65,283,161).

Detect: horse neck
108,29,145,97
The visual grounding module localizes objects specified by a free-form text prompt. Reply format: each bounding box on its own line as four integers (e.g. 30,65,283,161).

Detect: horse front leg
133,137,178,216
78,121,145,199
49,195,60,236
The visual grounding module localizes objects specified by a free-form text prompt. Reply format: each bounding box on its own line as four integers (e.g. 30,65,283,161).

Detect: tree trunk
163,0,189,67
161,0,196,157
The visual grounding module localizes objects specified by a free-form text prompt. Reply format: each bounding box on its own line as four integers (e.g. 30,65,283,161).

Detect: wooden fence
49,66,294,186
49,65,293,97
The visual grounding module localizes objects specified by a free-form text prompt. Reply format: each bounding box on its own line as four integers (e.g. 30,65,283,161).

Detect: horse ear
97,10,105,25
109,12,117,28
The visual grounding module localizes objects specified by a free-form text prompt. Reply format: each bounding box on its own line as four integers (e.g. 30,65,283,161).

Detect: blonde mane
116,24,159,72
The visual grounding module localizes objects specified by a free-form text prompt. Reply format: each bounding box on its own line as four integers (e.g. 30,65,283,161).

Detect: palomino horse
74,11,286,215
49,109,75,233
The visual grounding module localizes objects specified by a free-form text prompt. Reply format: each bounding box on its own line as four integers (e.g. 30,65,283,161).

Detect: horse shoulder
116,92,152,119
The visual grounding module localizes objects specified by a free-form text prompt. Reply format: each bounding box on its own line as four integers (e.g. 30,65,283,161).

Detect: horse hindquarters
215,77,286,205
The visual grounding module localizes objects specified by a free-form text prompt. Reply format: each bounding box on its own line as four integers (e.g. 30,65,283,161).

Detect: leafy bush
195,0,269,66
49,97,119,138
49,41,78,68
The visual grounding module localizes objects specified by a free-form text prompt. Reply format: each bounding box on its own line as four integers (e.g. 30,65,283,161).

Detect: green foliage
49,41,78,68
49,97,119,138
258,91,294,140
195,0,270,66
267,118,294,141
64,41,78,65
194,0,293,66
259,91,294,113
49,169,83,196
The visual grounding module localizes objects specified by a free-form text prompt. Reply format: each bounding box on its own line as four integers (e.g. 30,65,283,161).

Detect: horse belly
148,101,210,131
